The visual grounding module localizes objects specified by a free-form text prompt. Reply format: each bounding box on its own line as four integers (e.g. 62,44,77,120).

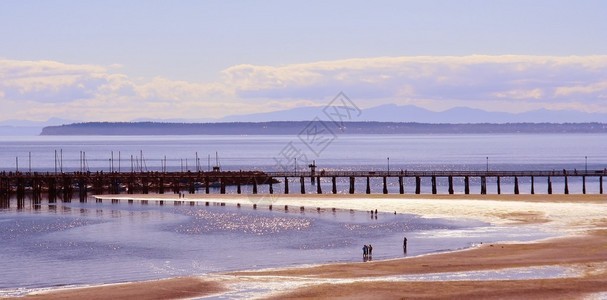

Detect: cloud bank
1,55,606,122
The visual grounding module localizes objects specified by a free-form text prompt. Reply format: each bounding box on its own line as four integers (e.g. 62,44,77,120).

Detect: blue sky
1,1,606,122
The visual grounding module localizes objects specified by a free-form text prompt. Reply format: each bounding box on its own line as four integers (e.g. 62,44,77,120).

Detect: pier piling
332,177,337,194
582,176,586,194
316,176,322,194
269,178,273,194
383,176,388,194
497,176,501,194
284,177,289,194
300,176,305,194
448,176,454,194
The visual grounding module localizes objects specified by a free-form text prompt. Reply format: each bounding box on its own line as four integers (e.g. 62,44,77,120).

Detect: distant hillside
219,104,607,123
40,122,607,135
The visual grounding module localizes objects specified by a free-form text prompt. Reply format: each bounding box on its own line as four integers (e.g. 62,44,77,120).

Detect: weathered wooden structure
1,169,605,208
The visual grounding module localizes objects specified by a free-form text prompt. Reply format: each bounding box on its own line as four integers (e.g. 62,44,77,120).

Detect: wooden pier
1,169,605,208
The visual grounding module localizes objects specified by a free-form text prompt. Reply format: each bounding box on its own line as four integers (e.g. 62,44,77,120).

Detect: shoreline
11,194,607,299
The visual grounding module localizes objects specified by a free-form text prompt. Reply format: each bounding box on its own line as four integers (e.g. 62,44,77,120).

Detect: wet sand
19,277,225,300
16,194,607,299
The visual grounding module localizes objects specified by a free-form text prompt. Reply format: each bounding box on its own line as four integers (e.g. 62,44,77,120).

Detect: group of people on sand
362,244,373,261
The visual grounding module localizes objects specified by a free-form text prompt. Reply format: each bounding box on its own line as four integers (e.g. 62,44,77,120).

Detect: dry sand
14,194,607,299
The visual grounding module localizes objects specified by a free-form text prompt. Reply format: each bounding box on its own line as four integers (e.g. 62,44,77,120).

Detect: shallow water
0,198,553,296
206,265,579,300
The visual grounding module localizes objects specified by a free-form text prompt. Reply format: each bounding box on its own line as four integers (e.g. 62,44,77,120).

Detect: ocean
0,133,605,296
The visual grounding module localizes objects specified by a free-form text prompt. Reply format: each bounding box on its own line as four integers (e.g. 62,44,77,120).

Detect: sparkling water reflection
0,200,553,295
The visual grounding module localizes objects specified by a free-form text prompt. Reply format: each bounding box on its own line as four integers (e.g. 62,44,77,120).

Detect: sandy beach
15,193,607,299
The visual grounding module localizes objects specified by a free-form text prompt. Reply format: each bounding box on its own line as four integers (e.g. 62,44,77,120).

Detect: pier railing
265,170,607,177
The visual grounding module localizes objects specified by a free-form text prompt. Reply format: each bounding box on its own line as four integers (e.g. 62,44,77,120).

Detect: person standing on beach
403,237,408,253
363,245,368,257
368,244,373,256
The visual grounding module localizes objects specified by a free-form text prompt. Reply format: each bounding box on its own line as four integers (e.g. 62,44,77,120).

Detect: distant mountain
0,117,76,127
41,121,607,136
219,107,325,122
0,118,78,136
219,104,607,123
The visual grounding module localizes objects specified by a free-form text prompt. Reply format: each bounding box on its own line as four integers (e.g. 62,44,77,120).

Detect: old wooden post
383,176,388,194
284,177,289,194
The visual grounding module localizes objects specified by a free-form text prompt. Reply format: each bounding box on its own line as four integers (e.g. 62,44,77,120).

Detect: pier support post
126,177,134,195
497,176,501,194
600,176,603,194
48,177,57,203
316,176,322,194
480,176,487,195
582,176,586,194
349,177,355,194
269,178,274,194
464,176,470,195
188,178,195,194
205,177,210,194
415,176,421,194
366,177,371,194
284,177,289,194
16,177,25,206
399,176,404,194
332,177,337,194
564,176,569,194
237,180,241,194
158,177,164,194
300,176,305,194
253,179,258,194
448,176,454,194
78,178,88,202
220,180,226,194
431,176,437,194
383,177,388,194
514,176,519,194
547,176,552,194
530,176,535,195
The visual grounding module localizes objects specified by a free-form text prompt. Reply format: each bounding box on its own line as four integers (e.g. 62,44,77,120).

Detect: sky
1,0,606,123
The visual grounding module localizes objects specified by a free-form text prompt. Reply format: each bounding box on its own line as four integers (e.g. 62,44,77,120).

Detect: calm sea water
0,200,550,296
0,133,603,295
1,133,606,193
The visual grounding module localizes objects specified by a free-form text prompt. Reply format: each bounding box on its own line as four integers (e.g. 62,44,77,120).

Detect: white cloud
0,59,235,121
223,55,607,107
1,55,607,122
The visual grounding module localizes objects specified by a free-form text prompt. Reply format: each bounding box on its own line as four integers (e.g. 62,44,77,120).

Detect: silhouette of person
368,244,373,256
